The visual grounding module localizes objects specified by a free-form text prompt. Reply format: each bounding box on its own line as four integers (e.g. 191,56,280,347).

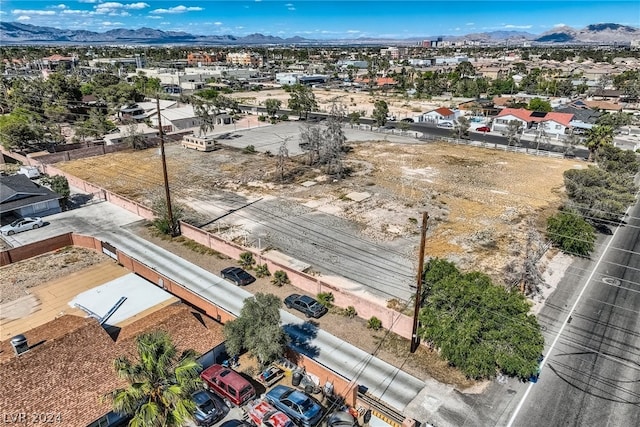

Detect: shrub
255,264,271,278
258,115,267,122
317,292,335,308
271,270,290,287
367,316,382,331
546,210,595,257
343,306,357,318
243,145,256,154
239,252,255,269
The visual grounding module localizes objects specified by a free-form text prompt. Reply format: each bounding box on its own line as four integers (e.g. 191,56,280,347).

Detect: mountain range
1,22,639,46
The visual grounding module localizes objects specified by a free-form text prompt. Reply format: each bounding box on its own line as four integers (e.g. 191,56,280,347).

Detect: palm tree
106,331,202,427
585,125,614,162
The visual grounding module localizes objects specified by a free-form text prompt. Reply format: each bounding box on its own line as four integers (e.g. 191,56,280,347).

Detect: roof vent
11,334,29,356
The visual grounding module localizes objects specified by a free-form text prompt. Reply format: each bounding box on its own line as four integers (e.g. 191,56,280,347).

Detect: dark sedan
264,385,324,427
221,267,256,286
192,390,229,426
284,294,328,318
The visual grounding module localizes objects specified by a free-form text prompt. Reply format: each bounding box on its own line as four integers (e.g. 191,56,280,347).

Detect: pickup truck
246,399,294,427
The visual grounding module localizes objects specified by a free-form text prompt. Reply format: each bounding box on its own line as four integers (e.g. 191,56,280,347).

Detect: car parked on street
284,294,328,318
264,385,324,427
192,390,229,426
0,217,43,236
475,126,491,133
221,267,256,286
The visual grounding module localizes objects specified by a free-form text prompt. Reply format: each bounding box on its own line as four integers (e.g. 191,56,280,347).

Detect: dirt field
58,136,578,283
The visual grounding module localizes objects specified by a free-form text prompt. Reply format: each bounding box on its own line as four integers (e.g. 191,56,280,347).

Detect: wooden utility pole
410,212,429,353
156,95,177,237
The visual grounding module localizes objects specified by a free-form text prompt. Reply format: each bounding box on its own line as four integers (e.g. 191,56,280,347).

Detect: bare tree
276,138,289,182
453,116,470,140
534,123,551,152
322,102,347,178
504,120,523,147
123,121,147,149
563,128,580,156
503,224,546,296
299,124,322,165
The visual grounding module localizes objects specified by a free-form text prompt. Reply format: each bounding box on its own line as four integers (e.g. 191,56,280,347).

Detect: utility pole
410,212,429,353
156,95,177,237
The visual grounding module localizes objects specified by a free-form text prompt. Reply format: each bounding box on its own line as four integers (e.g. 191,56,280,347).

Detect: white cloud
62,9,92,15
16,15,31,21
346,30,360,34
78,0,98,3
147,15,162,19
503,24,533,29
150,5,203,14
288,7,295,11
12,9,56,16
466,22,474,26
127,3,149,10
554,23,566,27
54,4,68,9
101,21,124,26
285,3,294,5
214,21,222,26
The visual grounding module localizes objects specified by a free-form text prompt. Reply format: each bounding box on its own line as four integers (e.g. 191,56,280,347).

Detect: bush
343,306,357,318
546,210,595,257
258,115,267,122
271,270,290,287
367,316,382,331
317,292,335,308
239,252,255,269
243,145,256,154
255,264,270,278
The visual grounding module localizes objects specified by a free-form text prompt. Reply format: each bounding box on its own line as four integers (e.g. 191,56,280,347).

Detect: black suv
221,267,256,286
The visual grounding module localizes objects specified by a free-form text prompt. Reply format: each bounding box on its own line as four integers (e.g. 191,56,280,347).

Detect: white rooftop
69,273,174,326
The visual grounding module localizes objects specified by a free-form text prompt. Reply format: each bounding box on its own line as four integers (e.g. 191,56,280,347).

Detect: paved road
505,200,640,426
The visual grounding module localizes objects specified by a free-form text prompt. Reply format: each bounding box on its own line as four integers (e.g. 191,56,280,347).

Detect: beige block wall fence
1,148,413,338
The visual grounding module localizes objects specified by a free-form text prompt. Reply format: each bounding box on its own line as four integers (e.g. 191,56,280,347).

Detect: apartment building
226,52,264,67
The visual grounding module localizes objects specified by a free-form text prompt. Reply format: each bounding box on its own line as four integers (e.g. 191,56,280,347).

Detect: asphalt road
506,200,640,426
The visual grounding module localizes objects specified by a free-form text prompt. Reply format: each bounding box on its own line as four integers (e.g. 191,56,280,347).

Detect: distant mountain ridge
1,21,638,45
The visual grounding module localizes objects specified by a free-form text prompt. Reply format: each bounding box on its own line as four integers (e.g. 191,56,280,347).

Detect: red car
476,126,491,133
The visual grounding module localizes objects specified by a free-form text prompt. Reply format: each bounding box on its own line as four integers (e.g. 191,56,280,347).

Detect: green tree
193,97,216,136
106,331,201,427
287,84,317,120
41,175,70,209
265,98,282,118
453,116,470,139
585,125,614,162
271,270,290,287
348,111,362,128
223,293,289,368
546,210,595,256
418,259,544,380
526,97,552,112
372,99,389,127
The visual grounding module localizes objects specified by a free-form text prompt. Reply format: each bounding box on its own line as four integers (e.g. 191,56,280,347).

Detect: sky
1,0,639,39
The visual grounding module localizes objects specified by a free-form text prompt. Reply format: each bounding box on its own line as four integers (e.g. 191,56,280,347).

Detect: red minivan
200,364,256,406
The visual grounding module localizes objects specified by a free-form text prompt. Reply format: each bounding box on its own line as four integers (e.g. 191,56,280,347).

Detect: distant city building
226,52,263,67
380,47,407,59
336,60,369,69
187,52,225,66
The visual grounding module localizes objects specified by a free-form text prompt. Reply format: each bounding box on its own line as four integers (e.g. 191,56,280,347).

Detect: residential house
491,108,574,136
583,100,623,113
418,107,458,124
150,105,233,133
0,303,225,427
0,174,62,220
102,123,160,146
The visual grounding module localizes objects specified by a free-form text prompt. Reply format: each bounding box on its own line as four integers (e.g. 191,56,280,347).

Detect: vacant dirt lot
58,134,579,283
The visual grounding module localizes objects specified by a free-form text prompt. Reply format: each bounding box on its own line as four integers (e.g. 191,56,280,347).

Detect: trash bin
292,370,303,387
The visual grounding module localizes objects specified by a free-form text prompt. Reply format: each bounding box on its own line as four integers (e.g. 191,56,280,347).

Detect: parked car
284,294,328,318
200,364,256,406
247,399,295,427
221,267,256,286
192,390,229,426
0,217,43,236
437,122,453,128
326,411,358,427
475,126,491,133
264,385,324,427
400,118,414,123
219,420,253,427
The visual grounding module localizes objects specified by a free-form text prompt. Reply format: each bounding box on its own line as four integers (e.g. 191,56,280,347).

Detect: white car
0,217,44,236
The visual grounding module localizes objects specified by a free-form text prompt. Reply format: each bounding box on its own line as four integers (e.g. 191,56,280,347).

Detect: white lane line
506,218,624,427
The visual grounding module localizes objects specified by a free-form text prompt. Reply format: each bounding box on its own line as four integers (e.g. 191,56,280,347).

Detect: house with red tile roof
417,107,458,124
491,108,574,136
